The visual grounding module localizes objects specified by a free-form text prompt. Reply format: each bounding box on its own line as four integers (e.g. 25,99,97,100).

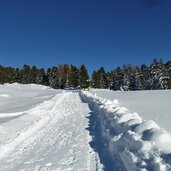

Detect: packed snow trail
0,91,103,171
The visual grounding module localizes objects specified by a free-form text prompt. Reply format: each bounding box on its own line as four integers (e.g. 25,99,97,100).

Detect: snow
0,84,102,171
0,83,171,171
90,89,171,133
81,90,171,171
134,120,160,134
0,83,60,113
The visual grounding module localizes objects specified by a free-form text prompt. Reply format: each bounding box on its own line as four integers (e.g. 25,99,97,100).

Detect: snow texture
0,84,103,171
90,89,171,133
81,91,171,171
0,83,171,171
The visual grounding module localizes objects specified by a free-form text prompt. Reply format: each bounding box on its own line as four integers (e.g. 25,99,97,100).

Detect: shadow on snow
80,95,126,171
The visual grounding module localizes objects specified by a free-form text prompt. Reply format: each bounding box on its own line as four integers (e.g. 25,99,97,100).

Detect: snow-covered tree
35,68,46,85
113,67,124,90
150,59,169,89
47,67,59,89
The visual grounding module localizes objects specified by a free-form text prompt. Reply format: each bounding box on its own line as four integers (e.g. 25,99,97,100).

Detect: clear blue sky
0,0,171,73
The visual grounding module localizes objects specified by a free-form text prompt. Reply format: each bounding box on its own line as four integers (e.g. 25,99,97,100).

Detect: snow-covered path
0,92,102,171
1,84,171,171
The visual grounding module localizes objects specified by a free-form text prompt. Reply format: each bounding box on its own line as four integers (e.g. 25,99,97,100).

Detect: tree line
0,59,171,90
0,64,89,89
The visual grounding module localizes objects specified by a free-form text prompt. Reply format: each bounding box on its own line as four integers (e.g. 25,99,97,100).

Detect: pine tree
91,70,100,88
123,65,131,90
98,67,108,89
35,68,46,85
5,67,16,83
165,60,171,89
140,64,150,90
68,65,79,88
79,64,90,89
113,67,124,90
64,64,71,88
29,65,37,83
158,59,170,89
134,66,143,90
15,68,20,83
128,66,137,90
91,67,108,89
21,64,31,84
0,65,5,84
149,59,169,90
47,67,59,88
108,70,115,90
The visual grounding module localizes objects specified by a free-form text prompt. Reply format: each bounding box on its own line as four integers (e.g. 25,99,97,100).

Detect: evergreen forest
0,59,171,90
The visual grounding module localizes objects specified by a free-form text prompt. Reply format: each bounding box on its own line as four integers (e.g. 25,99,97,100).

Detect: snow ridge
81,91,171,171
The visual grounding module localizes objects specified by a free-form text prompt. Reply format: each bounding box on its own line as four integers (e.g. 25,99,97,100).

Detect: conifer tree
113,67,124,90
140,64,150,90
47,67,59,88
149,59,169,89
15,68,20,83
158,59,170,89
69,65,79,88
79,64,90,89
21,64,31,84
35,68,46,85
29,65,37,83
91,70,99,88
165,60,171,89
98,67,108,89
5,67,16,83
0,65,5,84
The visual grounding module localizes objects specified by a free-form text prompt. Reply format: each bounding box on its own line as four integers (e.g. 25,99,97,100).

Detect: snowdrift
90,89,171,133
81,91,171,171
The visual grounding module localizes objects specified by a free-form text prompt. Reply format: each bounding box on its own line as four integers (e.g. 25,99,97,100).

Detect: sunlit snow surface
0,83,61,113
82,90,171,170
90,89,171,133
1,84,171,171
0,84,102,171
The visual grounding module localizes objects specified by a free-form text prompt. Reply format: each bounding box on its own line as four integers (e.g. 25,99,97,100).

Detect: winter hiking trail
1,89,170,171
0,91,103,171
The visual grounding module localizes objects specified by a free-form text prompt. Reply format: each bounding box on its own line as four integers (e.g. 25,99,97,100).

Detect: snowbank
81,91,171,171
4,83,52,90
90,89,171,133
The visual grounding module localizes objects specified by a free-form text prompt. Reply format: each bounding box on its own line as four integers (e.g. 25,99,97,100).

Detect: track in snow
0,92,103,171
80,93,126,171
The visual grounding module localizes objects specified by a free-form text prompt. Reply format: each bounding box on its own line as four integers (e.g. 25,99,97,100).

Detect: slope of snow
0,84,102,171
0,83,60,114
90,89,171,133
81,91,171,171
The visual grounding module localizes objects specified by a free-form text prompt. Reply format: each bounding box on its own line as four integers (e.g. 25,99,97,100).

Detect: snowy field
0,84,102,171
0,83,61,113
0,83,171,171
90,89,171,133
